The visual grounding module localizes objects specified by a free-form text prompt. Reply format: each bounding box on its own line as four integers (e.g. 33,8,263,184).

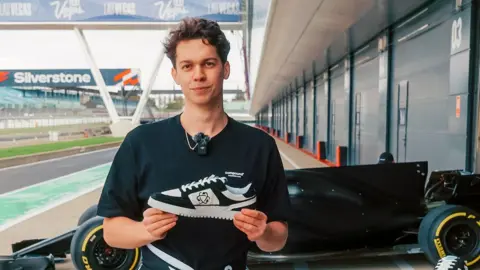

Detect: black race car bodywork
249,161,480,267
248,161,430,263
280,161,427,252
1,161,480,269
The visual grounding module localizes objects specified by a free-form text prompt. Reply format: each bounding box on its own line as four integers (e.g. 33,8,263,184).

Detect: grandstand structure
0,85,159,130
0,85,252,129
0,87,138,116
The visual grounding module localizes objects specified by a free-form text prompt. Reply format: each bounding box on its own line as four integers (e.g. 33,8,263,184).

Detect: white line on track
0,147,118,172
278,149,300,169
0,182,105,233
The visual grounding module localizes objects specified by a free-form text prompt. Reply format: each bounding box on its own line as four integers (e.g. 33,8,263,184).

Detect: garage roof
248,0,434,115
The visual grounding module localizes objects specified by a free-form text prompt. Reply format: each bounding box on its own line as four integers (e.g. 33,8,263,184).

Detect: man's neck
180,103,228,137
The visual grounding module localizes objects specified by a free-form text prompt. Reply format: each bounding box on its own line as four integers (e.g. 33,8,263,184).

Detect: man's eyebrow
179,58,218,64
178,60,192,65
204,58,218,62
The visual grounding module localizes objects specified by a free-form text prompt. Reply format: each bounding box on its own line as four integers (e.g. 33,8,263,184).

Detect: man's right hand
142,208,178,240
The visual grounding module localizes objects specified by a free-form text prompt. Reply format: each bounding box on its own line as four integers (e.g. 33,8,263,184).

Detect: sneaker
434,255,468,270
147,174,257,220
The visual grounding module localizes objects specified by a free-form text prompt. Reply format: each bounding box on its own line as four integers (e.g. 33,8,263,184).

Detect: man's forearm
103,217,160,249
255,221,288,252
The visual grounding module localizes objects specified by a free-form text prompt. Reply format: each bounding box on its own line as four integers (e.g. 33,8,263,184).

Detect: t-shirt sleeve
96,134,143,221
257,137,291,223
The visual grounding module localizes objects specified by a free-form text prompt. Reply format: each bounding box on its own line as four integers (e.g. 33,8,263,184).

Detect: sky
0,29,246,93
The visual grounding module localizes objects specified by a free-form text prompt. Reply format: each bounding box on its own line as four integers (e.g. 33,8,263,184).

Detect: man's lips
191,86,211,91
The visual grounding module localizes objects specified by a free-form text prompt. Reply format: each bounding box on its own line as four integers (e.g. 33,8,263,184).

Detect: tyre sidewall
70,216,141,270
77,204,98,226
419,205,480,267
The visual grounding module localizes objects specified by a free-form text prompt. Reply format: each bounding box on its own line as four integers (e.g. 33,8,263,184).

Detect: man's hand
234,209,288,252
233,209,268,241
142,208,178,240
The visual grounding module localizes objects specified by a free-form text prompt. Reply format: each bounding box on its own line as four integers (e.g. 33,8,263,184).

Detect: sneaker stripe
225,197,257,210
221,189,252,201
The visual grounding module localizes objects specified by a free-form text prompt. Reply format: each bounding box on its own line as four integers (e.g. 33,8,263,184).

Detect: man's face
171,38,230,107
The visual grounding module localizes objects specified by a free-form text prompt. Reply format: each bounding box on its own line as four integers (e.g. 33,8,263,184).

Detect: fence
0,117,110,129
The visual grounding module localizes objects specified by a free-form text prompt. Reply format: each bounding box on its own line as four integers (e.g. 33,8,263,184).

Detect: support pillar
131,48,166,126
74,27,138,137
74,28,119,124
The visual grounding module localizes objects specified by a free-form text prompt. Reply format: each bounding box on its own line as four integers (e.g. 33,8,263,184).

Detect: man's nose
192,65,206,81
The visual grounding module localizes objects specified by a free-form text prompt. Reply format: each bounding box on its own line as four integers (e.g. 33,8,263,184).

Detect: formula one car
1,160,479,270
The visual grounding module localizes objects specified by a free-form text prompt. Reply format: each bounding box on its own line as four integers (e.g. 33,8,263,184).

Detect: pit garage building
249,0,480,173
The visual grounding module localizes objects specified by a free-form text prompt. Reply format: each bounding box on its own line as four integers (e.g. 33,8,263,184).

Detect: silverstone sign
0,69,140,87
0,0,242,23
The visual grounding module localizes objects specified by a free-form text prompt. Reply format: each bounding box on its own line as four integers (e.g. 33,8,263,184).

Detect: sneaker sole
147,197,256,220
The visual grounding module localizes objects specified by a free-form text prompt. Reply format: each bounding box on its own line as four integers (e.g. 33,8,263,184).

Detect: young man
97,17,291,270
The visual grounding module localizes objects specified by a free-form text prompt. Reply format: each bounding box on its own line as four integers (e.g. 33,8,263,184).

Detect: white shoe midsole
147,197,256,220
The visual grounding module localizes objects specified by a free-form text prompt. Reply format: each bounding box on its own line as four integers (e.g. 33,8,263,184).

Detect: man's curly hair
163,17,231,68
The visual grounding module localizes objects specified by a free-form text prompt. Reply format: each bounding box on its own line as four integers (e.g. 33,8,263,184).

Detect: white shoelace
181,175,227,192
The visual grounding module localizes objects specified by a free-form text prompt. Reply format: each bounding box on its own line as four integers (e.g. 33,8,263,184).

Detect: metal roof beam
0,22,244,31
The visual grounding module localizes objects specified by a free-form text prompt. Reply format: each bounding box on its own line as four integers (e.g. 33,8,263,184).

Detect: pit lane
0,138,436,269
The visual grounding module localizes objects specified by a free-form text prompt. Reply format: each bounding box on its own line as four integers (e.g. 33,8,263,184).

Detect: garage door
286,95,291,138
316,74,329,152
292,91,297,143
278,99,282,136
329,63,347,162
289,93,294,143
282,97,286,137
304,81,314,152
352,38,382,165
273,102,278,131
390,0,471,171
276,104,279,131
298,87,304,139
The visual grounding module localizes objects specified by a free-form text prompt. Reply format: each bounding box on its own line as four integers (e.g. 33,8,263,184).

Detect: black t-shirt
97,114,291,270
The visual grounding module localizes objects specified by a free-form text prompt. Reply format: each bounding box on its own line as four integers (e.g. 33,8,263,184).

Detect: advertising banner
0,68,140,87
0,0,242,23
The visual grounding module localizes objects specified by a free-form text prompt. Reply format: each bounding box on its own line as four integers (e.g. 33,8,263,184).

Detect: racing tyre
77,204,98,226
418,204,480,268
70,216,141,270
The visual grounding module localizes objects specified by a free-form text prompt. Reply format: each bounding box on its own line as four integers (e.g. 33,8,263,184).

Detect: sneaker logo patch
188,188,220,206
225,171,244,178
196,191,210,204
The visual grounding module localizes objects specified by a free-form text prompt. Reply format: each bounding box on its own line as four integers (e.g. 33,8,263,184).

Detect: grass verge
0,136,124,159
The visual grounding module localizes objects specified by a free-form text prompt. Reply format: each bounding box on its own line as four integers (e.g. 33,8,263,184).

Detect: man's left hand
233,209,268,241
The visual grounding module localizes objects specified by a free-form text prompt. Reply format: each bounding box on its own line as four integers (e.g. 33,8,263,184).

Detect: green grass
0,136,124,159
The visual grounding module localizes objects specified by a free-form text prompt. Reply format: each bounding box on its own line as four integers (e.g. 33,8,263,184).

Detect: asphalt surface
0,147,118,194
